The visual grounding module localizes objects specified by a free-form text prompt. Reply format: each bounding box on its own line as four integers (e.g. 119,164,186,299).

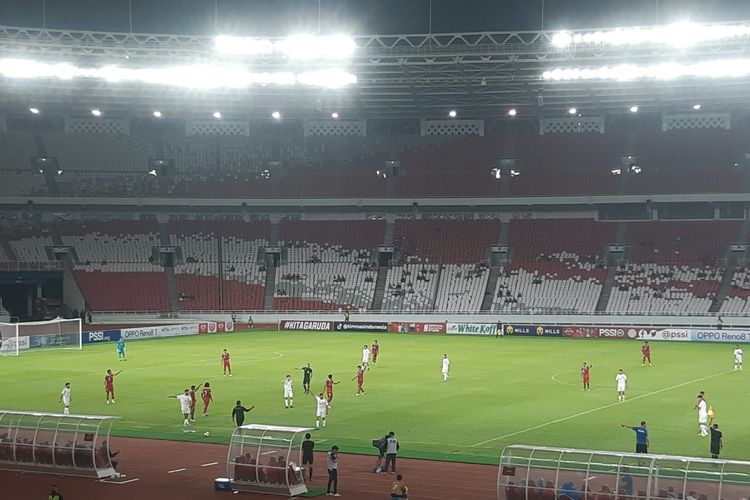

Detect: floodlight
542,59,750,82
213,111,222,119
448,110,457,118
91,108,102,117
152,110,162,118
491,168,502,180
510,169,520,177
611,168,622,175
147,169,157,176
29,107,39,114
271,111,281,120
568,107,577,115
214,34,355,60
630,106,639,113
508,108,517,117
693,104,702,110
630,165,642,174
331,112,339,119
296,69,356,88
56,169,63,175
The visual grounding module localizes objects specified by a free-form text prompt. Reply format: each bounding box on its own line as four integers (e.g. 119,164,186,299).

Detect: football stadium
1,1,750,499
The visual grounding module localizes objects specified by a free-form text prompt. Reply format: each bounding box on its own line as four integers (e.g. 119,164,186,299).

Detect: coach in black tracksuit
232,400,254,427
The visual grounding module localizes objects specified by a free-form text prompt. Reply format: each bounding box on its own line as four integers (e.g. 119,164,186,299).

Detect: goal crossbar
0,318,82,356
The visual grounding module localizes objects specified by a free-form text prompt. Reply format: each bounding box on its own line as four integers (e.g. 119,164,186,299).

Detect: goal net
0,318,82,356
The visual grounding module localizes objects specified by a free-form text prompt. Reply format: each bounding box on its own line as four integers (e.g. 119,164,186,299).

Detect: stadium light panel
448,110,457,118
508,108,517,117
152,110,162,118
630,105,639,113
551,22,750,49
331,112,339,119
611,168,622,175
693,104,702,110
491,168,502,180
147,169,157,176
56,169,63,175
212,111,222,119
271,111,281,120
214,34,355,60
91,108,102,117
568,107,577,115
29,107,39,114
543,59,750,82
0,58,355,89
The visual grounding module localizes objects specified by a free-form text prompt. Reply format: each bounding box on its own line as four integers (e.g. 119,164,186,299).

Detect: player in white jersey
313,392,329,429
733,344,743,371
283,374,294,408
696,394,709,436
361,345,371,370
615,369,627,402
169,389,193,427
441,354,450,382
59,382,72,415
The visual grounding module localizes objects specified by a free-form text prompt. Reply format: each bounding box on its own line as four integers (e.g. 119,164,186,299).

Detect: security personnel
49,485,63,500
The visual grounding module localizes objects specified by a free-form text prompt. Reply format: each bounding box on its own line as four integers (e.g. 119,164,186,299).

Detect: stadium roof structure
2,22,750,120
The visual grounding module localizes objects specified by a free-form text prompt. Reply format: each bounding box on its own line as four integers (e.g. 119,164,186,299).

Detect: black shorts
302,454,314,465
303,379,311,385
636,443,648,453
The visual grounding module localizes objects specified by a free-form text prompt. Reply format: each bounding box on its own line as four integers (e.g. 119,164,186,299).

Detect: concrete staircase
0,240,17,260
263,255,277,310
383,221,395,246
164,266,180,313
710,248,744,313
428,264,443,311
269,221,280,246
371,266,389,311
595,222,628,313
480,265,501,311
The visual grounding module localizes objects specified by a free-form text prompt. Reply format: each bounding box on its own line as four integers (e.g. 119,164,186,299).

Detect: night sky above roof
1,0,749,36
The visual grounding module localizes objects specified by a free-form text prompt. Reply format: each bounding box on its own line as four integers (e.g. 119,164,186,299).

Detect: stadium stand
221,221,269,311
493,219,614,313
718,267,750,314
434,263,490,312
606,221,741,314
59,220,168,311
273,220,384,310
7,229,54,262
394,219,499,263
168,220,220,310
382,263,440,311
43,132,153,171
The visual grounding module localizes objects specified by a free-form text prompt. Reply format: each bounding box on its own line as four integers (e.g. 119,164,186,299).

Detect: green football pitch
1,331,746,465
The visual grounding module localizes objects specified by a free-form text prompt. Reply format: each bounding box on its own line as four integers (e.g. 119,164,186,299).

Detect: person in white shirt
733,344,743,371
283,374,294,408
696,394,709,437
441,354,450,382
313,392,329,429
361,345,371,370
615,369,627,402
59,382,71,415
169,389,192,427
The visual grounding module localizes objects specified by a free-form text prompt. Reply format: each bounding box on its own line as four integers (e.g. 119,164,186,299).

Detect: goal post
0,318,82,356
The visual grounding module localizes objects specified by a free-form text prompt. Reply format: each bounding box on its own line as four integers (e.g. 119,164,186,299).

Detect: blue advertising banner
82,329,121,344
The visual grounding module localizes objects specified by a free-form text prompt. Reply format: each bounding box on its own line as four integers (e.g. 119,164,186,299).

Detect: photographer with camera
372,432,390,473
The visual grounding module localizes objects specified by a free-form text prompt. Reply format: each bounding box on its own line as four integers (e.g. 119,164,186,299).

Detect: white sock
316,420,320,428
290,399,293,406
323,419,326,428
285,401,289,408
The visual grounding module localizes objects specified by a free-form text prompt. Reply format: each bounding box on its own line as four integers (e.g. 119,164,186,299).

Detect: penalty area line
471,370,732,448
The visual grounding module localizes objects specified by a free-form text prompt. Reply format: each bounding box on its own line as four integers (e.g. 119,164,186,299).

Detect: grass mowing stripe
472,369,733,447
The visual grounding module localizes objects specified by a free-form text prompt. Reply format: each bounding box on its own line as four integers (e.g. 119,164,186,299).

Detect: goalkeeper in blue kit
116,338,126,361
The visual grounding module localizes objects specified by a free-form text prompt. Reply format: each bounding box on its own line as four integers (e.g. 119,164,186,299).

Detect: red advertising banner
388,322,446,334
217,321,226,332
199,322,208,334
562,326,632,339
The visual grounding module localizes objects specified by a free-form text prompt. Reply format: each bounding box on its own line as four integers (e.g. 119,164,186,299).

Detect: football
203,431,210,437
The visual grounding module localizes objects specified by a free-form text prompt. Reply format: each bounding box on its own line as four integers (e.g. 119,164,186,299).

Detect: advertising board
334,322,388,332
691,329,750,343
388,322,446,334
280,320,334,331
446,323,497,335
83,329,121,344
502,324,563,337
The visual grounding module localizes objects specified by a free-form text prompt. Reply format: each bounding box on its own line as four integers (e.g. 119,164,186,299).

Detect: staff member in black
327,445,340,496
231,400,254,427
301,432,315,480
48,485,63,500
710,424,723,459
297,363,313,394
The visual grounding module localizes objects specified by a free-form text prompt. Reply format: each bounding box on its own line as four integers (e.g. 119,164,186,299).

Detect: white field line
201,461,219,467
99,478,140,485
471,370,732,448
167,468,186,473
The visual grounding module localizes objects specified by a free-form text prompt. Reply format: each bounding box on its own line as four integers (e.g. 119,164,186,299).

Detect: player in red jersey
352,365,365,396
104,369,122,404
188,384,198,421
581,362,591,391
221,349,232,377
201,382,213,416
641,341,652,366
371,340,380,364
324,374,340,405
